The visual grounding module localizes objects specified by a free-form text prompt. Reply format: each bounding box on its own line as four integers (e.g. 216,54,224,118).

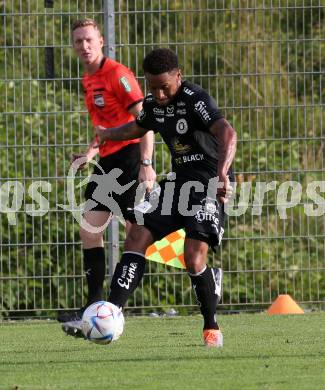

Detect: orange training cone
267,294,304,315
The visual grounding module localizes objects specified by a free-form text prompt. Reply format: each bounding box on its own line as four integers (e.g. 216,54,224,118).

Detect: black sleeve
135,98,158,133
192,89,224,128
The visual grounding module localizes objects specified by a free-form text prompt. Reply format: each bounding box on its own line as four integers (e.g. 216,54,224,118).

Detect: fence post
103,0,119,281
103,0,116,60
107,217,119,282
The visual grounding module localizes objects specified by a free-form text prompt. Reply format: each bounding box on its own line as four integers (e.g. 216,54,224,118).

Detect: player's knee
124,225,153,252
186,255,206,274
184,237,208,274
124,227,143,248
185,248,203,273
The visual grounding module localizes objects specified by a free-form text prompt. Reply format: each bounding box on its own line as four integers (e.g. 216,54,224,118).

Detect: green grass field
1,313,325,390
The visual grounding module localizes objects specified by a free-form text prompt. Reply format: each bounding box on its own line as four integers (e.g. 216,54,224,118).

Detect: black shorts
139,178,226,251
84,143,140,220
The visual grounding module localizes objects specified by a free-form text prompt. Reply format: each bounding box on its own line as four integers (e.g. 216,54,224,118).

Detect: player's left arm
128,101,156,192
209,118,237,203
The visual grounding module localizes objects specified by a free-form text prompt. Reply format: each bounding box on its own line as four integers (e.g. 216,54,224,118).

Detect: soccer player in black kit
96,48,237,347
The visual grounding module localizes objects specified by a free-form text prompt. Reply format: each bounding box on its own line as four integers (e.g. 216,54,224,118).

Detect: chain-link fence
1,0,324,317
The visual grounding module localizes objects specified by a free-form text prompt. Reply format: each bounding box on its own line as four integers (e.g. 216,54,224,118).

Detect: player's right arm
95,121,148,145
71,89,100,170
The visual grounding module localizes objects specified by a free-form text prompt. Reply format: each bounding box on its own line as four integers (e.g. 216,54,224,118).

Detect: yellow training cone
267,294,304,315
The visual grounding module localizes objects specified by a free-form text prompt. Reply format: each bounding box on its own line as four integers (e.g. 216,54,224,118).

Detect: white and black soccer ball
81,301,124,345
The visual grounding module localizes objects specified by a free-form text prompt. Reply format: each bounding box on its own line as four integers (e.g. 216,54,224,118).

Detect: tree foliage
0,1,325,316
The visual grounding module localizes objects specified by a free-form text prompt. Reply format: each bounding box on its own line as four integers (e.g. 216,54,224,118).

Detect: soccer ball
81,301,124,345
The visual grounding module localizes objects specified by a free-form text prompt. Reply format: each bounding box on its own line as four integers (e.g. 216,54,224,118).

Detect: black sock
83,247,105,306
189,266,219,330
109,252,146,308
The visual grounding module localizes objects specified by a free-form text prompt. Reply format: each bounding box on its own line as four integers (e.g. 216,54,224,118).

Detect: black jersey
136,80,224,183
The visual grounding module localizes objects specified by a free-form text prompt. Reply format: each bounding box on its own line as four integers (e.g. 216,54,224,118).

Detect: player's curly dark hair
143,48,179,75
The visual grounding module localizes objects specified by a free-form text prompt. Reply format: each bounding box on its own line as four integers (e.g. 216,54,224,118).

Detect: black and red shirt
82,57,144,157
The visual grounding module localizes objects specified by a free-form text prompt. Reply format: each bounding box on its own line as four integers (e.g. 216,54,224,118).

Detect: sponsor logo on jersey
137,109,146,121
184,87,194,96
94,94,105,107
194,100,211,122
156,117,164,123
176,109,186,115
146,94,155,102
205,202,217,214
119,76,132,92
195,199,220,232
177,101,186,107
174,153,204,165
176,118,188,134
172,138,192,154
201,197,220,215
166,105,174,117
194,197,222,234
182,153,204,163
153,107,164,115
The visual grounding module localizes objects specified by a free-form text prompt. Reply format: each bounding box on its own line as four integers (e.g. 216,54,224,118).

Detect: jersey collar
99,56,107,69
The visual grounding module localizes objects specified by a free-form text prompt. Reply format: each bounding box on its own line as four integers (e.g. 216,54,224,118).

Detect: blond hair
71,18,102,33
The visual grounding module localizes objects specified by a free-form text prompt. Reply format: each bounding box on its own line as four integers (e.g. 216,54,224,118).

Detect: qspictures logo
1,158,325,232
